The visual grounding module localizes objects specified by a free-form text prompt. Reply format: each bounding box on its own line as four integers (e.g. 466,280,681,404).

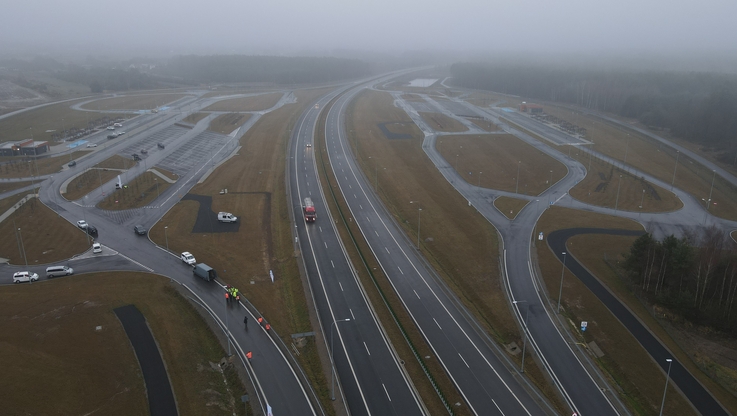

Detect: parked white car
218,212,238,223
86,143,97,148
13,271,39,283
77,220,88,229
180,252,196,265
92,243,102,254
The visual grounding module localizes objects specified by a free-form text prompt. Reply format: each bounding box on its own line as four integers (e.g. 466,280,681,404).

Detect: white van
46,265,74,278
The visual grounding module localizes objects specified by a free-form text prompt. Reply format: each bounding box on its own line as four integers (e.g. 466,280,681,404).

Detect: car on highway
92,243,102,254
107,126,115,130
86,225,98,236
118,131,125,135
113,123,123,127
181,252,196,265
13,271,39,283
77,220,88,229
141,148,148,154
107,134,117,139
68,160,77,167
134,225,147,235
157,142,165,149
86,143,97,148
132,153,141,161
306,143,312,147
46,266,73,278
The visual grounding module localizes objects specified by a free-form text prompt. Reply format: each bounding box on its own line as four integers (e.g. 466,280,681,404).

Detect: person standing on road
243,315,248,329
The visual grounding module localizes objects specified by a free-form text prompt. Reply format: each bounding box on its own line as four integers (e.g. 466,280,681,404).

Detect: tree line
623,227,737,332
450,63,737,158
159,55,371,85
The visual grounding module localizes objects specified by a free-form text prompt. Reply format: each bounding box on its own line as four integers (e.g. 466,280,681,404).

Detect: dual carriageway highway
2,72,733,415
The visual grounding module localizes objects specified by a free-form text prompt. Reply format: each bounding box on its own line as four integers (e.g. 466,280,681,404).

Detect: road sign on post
581,321,588,332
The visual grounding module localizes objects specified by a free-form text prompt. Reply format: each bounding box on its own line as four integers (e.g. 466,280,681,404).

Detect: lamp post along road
659,358,674,416
615,174,623,210
558,252,567,312
164,226,169,252
708,170,716,211
330,318,351,401
672,150,680,186
513,300,529,372
516,161,521,194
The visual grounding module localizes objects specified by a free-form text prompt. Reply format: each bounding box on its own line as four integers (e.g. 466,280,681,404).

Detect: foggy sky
4,0,737,58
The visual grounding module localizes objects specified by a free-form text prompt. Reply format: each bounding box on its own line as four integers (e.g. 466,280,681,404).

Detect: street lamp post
640,189,645,209
164,226,169,252
615,174,623,210
18,227,29,268
513,300,529,372
558,252,567,312
672,150,680,186
330,318,351,401
624,134,630,165
477,171,482,187
549,170,553,185
155,178,160,199
659,358,674,416
516,161,521,194
707,170,716,211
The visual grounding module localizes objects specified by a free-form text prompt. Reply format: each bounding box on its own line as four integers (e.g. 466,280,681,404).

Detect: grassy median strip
347,89,566,412
209,113,252,135
419,112,468,132
0,150,92,179
494,196,529,219
0,273,248,415
98,170,174,210
81,94,187,111
437,134,566,194
63,168,121,201
150,87,336,413
203,93,283,112
0,194,89,264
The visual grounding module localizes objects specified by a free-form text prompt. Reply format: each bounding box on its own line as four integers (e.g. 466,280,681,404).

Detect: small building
0,139,49,156
519,102,543,114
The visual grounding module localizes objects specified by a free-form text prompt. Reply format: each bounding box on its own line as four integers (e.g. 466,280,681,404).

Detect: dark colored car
134,225,147,235
86,225,98,236
68,160,77,167
157,142,165,149
132,153,141,161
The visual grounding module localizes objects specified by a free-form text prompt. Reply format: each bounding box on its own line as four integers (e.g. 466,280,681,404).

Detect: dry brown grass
94,154,137,170
0,273,247,415
467,117,499,131
182,112,208,125
97,171,172,210
152,166,179,181
418,112,468,132
437,134,566,194
0,180,33,193
543,105,737,221
569,152,683,212
63,168,121,201
494,196,529,219
0,191,35,216
150,87,337,412
81,94,187,110
203,93,282,112
209,113,252,135
0,99,126,144
0,196,89,264
348,89,566,412
0,151,92,179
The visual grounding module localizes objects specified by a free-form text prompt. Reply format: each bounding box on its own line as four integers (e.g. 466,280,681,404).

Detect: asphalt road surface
325,85,552,415
548,228,729,416
289,81,427,416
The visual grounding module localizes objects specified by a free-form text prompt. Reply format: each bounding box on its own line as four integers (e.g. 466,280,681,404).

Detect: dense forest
159,55,371,84
450,63,737,157
56,66,158,92
622,228,737,332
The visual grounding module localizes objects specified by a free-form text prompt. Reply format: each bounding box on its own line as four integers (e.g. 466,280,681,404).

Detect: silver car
13,271,39,283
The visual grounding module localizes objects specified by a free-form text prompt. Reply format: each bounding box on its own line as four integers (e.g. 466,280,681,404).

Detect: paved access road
325,85,552,415
12,90,322,416
396,86,733,415
548,228,729,416
289,81,427,416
